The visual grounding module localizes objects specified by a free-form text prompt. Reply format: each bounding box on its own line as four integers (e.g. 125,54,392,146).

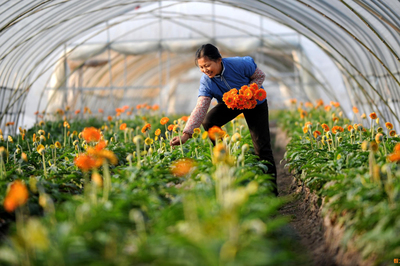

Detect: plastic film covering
0,0,399,134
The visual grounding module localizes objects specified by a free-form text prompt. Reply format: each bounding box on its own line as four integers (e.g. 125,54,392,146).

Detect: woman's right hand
170,134,190,146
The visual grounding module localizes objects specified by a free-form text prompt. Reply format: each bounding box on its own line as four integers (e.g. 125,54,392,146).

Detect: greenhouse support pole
63,43,68,112
158,0,163,107
106,21,114,112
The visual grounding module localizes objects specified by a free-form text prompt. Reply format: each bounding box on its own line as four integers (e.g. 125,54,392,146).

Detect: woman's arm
170,96,211,146
249,67,266,88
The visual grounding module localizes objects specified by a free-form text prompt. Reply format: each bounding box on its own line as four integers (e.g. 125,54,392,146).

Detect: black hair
195,43,222,66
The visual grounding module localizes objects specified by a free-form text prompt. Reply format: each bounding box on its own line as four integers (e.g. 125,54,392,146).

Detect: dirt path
271,126,337,266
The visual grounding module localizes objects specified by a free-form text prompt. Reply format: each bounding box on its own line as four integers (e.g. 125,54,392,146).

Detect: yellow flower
193,128,201,134
21,152,28,162
155,129,161,136
213,143,232,164
8,136,13,143
37,144,45,155
201,131,208,140
55,141,62,148
361,113,366,119
375,133,383,144
145,137,154,146
370,141,378,152
231,133,241,142
40,135,46,141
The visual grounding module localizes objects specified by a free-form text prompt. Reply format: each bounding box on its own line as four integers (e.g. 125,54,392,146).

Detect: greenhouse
0,1,399,265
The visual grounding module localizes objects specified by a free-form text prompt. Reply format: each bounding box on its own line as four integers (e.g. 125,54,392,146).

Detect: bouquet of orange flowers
222,83,266,110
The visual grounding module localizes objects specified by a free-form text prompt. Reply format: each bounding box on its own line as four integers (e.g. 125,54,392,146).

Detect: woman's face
197,56,222,78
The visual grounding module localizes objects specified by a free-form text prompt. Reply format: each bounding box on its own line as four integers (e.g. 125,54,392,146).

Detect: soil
271,125,338,266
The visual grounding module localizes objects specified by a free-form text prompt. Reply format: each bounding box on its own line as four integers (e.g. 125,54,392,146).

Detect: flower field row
0,110,303,265
279,99,400,264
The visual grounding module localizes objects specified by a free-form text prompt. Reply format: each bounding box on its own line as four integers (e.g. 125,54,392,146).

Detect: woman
170,43,277,195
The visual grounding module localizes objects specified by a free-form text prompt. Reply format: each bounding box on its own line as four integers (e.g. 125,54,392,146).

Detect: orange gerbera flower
290,99,297,105
74,154,97,172
98,109,104,113
180,116,189,122
324,105,332,112
244,100,252,109
160,117,169,125
3,180,29,213
389,130,396,137
313,130,321,138
303,126,308,134
237,94,246,104
107,116,112,121
167,124,174,131
369,112,377,119
300,110,308,119
243,88,253,100
155,129,161,136
347,125,353,131
5,122,15,126
321,123,330,132
387,144,400,162
75,110,80,114
152,104,159,111
249,83,258,91
225,96,236,109
352,106,359,114
141,123,151,133
170,158,196,177
332,102,340,108
95,140,107,151
315,99,324,108
208,126,226,141
249,99,257,109
305,102,313,108
82,127,101,143
254,89,266,101
120,123,127,130
385,122,393,130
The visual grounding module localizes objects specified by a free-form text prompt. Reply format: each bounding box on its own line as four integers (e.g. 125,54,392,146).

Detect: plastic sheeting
1,0,400,133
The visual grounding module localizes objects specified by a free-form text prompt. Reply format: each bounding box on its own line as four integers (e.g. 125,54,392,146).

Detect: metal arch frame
247,0,400,124
2,0,400,131
0,1,153,131
40,8,330,115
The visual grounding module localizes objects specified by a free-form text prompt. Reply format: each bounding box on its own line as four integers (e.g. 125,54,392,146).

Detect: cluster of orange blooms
388,143,400,162
3,180,29,213
222,83,266,110
74,127,118,172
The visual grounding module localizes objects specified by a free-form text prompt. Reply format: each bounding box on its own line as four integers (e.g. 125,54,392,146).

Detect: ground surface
271,125,338,266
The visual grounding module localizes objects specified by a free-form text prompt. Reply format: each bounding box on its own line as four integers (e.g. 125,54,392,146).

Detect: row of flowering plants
0,107,304,265
278,99,400,264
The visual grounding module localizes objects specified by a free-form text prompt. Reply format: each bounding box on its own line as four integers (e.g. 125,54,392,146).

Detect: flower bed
0,106,303,265
278,100,400,265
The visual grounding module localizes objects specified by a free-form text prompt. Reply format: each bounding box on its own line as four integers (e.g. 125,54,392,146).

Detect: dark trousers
202,100,277,195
